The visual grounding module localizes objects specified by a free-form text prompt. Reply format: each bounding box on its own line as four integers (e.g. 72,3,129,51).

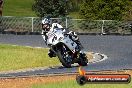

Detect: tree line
32,0,132,20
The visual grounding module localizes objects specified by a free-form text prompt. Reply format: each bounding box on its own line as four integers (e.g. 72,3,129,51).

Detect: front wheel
57,50,72,68
78,53,88,66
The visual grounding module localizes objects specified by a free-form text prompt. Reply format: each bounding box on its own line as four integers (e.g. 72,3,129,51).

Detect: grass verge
0,44,59,71
3,0,36,17
32,80,132,88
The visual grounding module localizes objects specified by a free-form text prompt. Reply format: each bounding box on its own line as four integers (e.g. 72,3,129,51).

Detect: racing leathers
42,23,81,58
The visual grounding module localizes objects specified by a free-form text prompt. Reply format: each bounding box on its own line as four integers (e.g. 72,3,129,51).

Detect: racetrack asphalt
0,34,132,77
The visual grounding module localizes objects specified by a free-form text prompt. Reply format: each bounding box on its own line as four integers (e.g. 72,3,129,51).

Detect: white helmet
42,17,51,24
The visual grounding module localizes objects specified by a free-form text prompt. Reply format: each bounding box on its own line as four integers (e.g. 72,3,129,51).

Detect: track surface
0,35,132,77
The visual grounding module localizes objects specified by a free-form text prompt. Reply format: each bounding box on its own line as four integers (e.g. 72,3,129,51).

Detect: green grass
32,79,132,88
0,44,59,71
3,0,36,17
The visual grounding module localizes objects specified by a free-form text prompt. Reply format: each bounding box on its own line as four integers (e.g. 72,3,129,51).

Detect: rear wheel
78,53,88,66
57,50,72,68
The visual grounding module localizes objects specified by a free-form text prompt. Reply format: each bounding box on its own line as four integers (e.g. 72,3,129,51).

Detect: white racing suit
42,23,82,58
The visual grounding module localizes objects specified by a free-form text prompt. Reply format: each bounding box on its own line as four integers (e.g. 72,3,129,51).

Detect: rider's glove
68,31,79,41
68,31,77,35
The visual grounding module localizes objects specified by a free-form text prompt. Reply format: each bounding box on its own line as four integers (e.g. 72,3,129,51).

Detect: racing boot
48,49,56,58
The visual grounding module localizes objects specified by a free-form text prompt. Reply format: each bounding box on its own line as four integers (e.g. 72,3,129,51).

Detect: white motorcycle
46,28,88,68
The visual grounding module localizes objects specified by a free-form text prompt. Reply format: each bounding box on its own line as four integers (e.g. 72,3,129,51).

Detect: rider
41,17,82,58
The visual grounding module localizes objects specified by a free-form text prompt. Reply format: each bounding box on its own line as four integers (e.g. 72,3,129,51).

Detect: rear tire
78,53,88,66
57,50,72,68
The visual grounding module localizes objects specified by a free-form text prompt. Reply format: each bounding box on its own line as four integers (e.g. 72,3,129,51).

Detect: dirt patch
0,75,75,88
0,70,131,88
86,52,94,60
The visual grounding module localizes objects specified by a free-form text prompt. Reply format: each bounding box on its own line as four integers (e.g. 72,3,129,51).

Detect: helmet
42,17,51,32
42,17,51,24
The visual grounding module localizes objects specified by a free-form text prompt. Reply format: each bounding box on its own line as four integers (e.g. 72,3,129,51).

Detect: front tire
57,50,72,68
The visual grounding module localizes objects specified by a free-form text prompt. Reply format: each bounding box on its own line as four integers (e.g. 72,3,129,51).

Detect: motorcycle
46,28,88,68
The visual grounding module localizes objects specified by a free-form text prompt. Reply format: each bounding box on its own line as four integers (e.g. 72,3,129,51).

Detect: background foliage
79,0,132,20
3,0,132,20
32,0,67,17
